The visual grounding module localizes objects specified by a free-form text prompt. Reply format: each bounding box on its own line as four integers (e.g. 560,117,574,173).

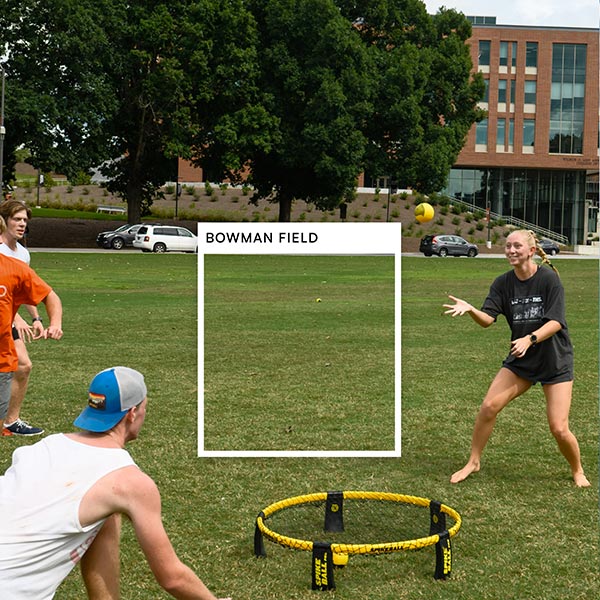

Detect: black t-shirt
481,266,573,383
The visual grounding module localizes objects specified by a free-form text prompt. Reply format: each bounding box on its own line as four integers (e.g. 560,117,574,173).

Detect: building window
499,42,508,67
498,79,507,104
523,119,536,147
479,41,491,68
524,81,537,105
549,43,587,154
526,42,538,68
483,79,489,103
443,168,587,244
497,118,506,147
508,119,514,148
476,119,488,147
511,42,517,68
510,80,516,107
469,16,497,25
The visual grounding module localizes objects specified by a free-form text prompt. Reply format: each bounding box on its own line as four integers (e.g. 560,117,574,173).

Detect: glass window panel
575,46,587,83
479,41,491,66
499,42,508,66
497,118,506,145
550,44,587,154
524,81,537,104
563,45,575,77
562,82,573,98
461,170,477,201
476,119,488,145
523,119,535,146
510,80,516,103
552,48,563,70
526,42,538,67
549,121,561,153
446,169,464,201
498,80,507,103
511,42,517,67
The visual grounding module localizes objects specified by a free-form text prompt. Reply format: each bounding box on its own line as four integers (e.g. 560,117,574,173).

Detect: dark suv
420,235,478,257
538,238,560,256
96,224,144,250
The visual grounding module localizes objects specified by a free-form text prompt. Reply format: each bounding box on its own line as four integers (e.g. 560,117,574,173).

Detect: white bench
97,205,126,214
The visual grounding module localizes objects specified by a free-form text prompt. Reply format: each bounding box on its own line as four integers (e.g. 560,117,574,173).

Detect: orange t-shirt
0,254,52,372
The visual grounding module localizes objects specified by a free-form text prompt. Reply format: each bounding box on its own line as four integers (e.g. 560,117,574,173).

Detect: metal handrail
439,195,569,245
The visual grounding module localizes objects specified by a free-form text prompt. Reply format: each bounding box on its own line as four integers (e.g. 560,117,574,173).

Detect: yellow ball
332,553,349,567
415,202,435,223
315,298,322,303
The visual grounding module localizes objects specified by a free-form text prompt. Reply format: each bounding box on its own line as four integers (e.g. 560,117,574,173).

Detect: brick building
445,17,599,245
178,16,599,243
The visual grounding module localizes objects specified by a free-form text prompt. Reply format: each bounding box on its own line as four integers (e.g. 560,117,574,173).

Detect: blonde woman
443,229,590,487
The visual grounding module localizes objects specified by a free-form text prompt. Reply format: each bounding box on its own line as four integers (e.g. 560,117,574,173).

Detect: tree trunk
278,194,292,222
126,179,143,224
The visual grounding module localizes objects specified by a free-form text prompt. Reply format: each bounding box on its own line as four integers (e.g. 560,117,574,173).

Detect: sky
422,0,599,28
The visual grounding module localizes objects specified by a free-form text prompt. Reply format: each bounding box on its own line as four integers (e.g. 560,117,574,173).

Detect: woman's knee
548,419,570,441
479,398,503,420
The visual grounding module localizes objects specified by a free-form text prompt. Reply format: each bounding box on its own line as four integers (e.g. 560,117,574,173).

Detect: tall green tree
0,0,269,223
0,0,118,185
99,0,272,222
244,0,375,222
337,0,485,193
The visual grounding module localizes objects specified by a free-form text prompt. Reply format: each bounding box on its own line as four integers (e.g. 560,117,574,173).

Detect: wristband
32,317,43,324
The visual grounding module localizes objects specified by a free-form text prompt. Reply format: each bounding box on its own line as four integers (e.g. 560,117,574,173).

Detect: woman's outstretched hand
443,295,473,317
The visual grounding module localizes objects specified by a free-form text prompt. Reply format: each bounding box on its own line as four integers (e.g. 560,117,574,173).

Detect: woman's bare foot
450,460,480,484
573,471,591,488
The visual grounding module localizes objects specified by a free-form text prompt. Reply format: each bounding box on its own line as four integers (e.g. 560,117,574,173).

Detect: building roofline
466,15,598,33
472,24,599,33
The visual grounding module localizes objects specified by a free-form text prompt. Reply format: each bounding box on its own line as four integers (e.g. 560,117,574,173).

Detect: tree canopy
0,0,267,222
0,0,483,222
239,0,375,221
337,0,485,193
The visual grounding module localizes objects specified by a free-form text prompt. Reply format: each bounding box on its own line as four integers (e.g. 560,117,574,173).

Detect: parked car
538,238,560,256
419,234,479,257
133,225,197,253
96,224,144,250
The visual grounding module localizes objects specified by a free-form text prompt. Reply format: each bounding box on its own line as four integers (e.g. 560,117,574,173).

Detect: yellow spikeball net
254,490,462,590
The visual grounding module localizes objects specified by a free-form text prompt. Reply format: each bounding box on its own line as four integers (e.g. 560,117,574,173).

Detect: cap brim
73,407,128,432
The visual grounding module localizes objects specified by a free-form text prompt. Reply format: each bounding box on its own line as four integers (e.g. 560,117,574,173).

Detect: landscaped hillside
9,167,522,252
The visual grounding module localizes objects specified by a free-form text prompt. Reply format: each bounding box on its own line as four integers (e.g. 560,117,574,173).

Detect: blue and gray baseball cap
74,366,147,432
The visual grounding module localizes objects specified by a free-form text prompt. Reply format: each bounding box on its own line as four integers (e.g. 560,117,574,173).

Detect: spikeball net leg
254,490,462,590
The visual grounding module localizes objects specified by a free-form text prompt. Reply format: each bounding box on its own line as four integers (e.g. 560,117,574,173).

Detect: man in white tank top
0,366,231,600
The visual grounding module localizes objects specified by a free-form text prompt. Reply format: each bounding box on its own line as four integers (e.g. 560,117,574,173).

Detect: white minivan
133,225,197,253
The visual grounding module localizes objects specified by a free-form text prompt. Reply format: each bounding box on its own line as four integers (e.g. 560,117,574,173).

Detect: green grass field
203,255,395,452
0,253,597,599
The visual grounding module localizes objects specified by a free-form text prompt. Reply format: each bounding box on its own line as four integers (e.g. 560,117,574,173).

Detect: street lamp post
485,171,492,249
386,177,396,222
0,64,6,199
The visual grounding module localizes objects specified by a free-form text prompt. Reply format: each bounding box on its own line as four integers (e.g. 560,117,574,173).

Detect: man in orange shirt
0,217,63,422
0,200,48,435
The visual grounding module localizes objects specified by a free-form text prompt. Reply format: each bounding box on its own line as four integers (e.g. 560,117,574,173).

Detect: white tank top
0,241,31,265
0,433,136,599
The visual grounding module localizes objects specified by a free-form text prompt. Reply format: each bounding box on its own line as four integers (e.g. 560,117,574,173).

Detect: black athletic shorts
12,326,19,341
503,363,573,385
